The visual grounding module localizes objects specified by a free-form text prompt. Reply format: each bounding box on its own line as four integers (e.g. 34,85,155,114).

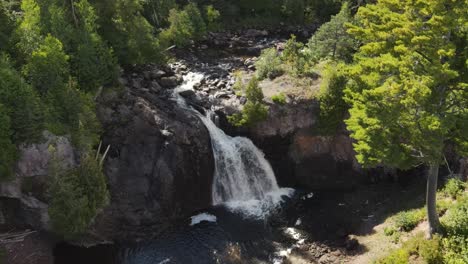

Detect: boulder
16,131,76,178
160,76,182,88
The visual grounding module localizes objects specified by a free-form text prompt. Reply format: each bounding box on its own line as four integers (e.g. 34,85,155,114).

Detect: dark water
54,197,298,264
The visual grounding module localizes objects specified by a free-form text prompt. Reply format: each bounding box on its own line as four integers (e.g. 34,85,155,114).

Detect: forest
0,0,467,263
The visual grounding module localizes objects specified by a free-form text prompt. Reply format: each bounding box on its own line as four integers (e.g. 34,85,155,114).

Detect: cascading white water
173,71,293,216
198,112,280,204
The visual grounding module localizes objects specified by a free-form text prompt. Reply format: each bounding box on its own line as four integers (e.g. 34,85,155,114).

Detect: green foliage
442,196,468,236
0,2,15,52
232,70,244,92
142,0,176,28
0,104,17,180
93,0,164,65
159,3,206,47
0,54,44,143
271,93,287,105
442,178,466,199
228,77,268,127
23,35,69,96
281,0,305,24
255,48,283,80
384,226,397,236
344,0,468,169
204,5,221,31
378,233,443,264
280,34,314,77
316,62,347,134
375,248,409,264
441,194,468,263
49,154,109,239
307,2,355,63
442,235,468,264
71,0,117,92
393,209,425,232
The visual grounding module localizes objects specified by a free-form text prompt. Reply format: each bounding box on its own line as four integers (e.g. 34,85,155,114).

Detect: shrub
48,154,109,239
232,70,244,92
255,48,283,80
394,209,425,232
205,5,221,31
378,233,443,264
228,77,268,127
443,235,468,264
271,93,287,105
442,196,468,236
376,248,409,264
442,178,466,199
384,226,397,236
410,234,443,264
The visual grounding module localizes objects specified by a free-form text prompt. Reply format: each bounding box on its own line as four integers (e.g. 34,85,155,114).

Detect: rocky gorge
1,29,467,264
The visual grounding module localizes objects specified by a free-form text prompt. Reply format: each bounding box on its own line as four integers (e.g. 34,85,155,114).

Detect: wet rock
245,29,269,38
160,76,182,88
151,69,166,79
149,80,162,93
214,91,230,99
179,89,196,99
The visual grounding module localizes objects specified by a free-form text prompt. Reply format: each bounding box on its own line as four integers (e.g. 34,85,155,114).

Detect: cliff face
92,68,214,242
248,101,363,191
0,66,215,244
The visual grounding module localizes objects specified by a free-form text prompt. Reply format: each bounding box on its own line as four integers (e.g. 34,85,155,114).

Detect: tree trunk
426,163,440,238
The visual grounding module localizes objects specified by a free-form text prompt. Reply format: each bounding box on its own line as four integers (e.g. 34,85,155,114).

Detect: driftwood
0,230,36,244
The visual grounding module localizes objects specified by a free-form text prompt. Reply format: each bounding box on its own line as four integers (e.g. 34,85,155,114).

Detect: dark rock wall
92,69,214,242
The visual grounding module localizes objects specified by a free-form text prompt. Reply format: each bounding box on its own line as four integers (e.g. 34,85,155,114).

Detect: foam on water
173,70,294,218
190,213,217,226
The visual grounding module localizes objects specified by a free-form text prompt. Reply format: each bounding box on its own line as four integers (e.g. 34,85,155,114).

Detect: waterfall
198,112,280,204
173,71,292,216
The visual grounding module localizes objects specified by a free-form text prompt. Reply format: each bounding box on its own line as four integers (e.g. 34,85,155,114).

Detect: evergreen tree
159,2,206,47
0,54,44,143
307,2,356,62
23,35,69,96
142,0,176,28
228,77,269,127
345,0,468,236
91,0,163,65
0,103,17,180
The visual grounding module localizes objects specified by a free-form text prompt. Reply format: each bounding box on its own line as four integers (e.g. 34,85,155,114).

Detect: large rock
247,100,362,190
92,83,214,242
16,131,76,178
0,132,76,231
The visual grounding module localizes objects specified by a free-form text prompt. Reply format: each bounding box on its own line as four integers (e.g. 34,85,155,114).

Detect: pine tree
307,2,356,62
345,0,468,237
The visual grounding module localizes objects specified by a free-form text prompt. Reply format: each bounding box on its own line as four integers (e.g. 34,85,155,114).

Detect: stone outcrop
0,131,76,230
0,65,215,244
90,67,214,242
249,101,362,190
